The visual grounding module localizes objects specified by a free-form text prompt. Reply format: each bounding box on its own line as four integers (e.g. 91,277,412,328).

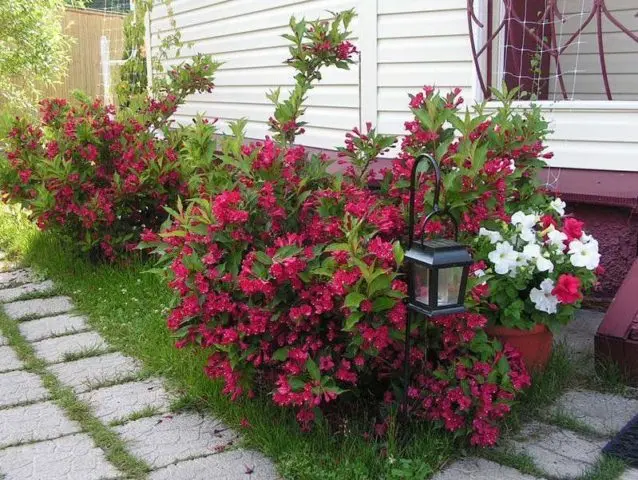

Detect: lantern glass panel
437,266,463,306
413,263,430,305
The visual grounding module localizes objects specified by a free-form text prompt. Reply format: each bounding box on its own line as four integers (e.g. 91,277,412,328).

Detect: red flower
562,218,584,242
552,274,582,304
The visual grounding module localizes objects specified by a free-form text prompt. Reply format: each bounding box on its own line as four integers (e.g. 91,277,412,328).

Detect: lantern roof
405,238,473,267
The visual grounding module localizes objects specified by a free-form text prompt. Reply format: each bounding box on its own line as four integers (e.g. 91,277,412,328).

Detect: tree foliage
0,0,75,114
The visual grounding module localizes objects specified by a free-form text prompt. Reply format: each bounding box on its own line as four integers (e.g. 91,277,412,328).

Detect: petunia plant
469,198,601,331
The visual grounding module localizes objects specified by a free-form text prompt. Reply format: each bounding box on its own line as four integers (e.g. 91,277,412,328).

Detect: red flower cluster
410,313,530,446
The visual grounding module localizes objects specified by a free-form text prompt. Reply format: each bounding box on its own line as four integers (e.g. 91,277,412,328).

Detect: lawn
0,205,578,479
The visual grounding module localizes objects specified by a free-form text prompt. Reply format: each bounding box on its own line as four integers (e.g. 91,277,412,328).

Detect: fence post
100,35,112,104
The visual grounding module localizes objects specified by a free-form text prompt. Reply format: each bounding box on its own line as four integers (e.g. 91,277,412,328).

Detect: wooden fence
43,8,126,100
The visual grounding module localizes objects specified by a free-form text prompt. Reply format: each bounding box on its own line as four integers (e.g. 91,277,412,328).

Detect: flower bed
0,8,601,449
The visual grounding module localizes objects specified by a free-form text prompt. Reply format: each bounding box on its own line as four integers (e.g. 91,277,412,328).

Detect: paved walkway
434,310,638,480
0,263,278,480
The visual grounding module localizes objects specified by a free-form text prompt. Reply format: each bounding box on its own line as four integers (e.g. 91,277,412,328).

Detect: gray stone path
434,309,638,480
0,264,279,480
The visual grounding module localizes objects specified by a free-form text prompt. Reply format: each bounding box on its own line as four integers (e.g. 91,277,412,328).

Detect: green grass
0,206,592,479
0,313,149,478
579,455,628,480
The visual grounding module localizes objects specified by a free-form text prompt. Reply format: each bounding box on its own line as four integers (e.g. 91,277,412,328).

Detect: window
469,0,638,101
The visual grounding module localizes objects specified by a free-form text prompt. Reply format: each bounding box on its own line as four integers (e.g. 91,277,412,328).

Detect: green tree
0,0,79,114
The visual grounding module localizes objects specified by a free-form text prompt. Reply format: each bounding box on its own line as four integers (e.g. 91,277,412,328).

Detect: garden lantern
404,153,472,317
402,153,473,417
405,237,472,317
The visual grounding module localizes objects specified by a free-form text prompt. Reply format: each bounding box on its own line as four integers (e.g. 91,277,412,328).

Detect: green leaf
289,378,305,391
344,292,366,309
372,296,396,312
368,274,391,296
392,241,404,265
343,312,364,332
254,251,273,265
306,358,321,381
272,348,289,361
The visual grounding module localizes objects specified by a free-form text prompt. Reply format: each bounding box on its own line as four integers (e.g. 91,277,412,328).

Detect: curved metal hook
407,153,459,248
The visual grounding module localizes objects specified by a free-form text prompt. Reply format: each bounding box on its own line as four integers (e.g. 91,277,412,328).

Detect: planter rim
485,324,548,336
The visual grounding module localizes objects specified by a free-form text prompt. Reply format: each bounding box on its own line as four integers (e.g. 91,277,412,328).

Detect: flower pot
485,324,553,372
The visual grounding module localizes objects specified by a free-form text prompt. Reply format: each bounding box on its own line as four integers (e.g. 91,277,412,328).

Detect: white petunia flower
511,211,539,230
519,228,538,244
529,278,559,314
522,243,554,272
546,227,568,251
509,159,516,172
568,239,600,270
488,241,519,275
550,197,566,216
479,228,503,245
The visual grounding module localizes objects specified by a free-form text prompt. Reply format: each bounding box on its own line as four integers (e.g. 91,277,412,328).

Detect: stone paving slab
32,331,109,364
509,421,605,478
0,345,23,373
78,378,171,423
114,413,237,469
622,468,638,480
149,449,280,480
0,269,37,288
19,314,89,342
557,309,604,356
48,352,142,393
0,433,121,480
0,280,55,303
551,390,638,435
432,458,543,480
0,370,49,408
0,401,81,449
4,296,74,321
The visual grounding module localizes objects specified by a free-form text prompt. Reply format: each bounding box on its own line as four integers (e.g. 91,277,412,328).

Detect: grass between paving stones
0,207,592,480
0,313,149,478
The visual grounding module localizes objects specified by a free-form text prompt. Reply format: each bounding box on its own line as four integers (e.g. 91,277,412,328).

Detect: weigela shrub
0,54,219,260
381,87,552,237
144,11,533,447
469,199,601,330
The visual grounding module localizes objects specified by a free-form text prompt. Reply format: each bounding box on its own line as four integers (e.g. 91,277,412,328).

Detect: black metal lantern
405,154,472,317
402,154,472,418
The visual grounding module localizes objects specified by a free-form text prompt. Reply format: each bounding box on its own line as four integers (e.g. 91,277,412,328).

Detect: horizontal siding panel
557,10,638,35
153,0,357,37
549,52,638,75
378,0,467,15
152,17,359,57
548,73,638,96
176,102,359,131
377,111,415,135
546,140,638,171
378,10,469,39
152,0,297,23
555,32,638,55
378,63,472,87
190,85,359,108
213,65,357,86
378,36,472,63
548,111,638,143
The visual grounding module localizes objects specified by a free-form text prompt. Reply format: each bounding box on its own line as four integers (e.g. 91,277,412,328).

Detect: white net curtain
468,0,638,101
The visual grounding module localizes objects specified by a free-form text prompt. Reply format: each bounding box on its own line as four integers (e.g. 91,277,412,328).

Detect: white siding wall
148,0,638,172
150,0,361,149
376,0,474,135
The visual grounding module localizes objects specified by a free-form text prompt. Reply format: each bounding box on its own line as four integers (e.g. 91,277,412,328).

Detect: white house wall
148,0,638,172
